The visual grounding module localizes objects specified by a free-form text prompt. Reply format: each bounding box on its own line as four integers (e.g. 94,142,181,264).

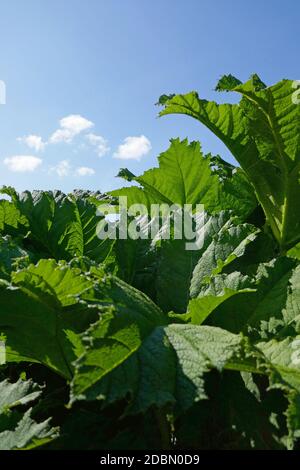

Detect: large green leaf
0,260,99,378
159,76,300,250
207,257,300,338
0,378,58,450
0,236,29,280
71,313,300,444
109,211,258,313
0,194,28,237
0,259,165,379
0,188,114,262
175,371,283,450
111,139,256,218
0,378,41,410
71,324,244,415
187,272,255,325
156,212,258,312
256,335,300,449
114,237,159,300
109,140,258,310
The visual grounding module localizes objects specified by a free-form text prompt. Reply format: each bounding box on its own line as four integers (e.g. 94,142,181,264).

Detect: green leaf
0,259,165,379
71,324,244,415
216,73,266,92
0,378,41,411
114,237,159,300
190,217,258,296
188,272,255,325
285,392,300,448
157,212,258,312
255,335,300,448
215,74,243,91
159,77,300,250
111,139,257,218
0,236,29,280
0,259,99,377
0,197,28,237
0,378,58,450
2,189,114,262
176,372,282,449
209,257,300,338
287,242,300,260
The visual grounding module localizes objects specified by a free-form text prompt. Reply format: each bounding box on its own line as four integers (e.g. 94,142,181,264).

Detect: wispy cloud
113,135,151,161
50,160,71,177
86,133,110,157
50,161,96,177
3,155,43,172
11,117,151,180
75,166,95,176
49,115,94,144
17,135,46,152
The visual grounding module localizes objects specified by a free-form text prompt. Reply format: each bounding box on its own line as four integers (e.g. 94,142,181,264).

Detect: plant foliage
0,75,300,449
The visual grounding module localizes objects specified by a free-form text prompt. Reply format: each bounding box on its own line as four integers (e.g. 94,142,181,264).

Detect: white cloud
75,166,95,176
49,129,73,144
50,162,95,177
50,160,71,177
17,134,46,152
113,135,151,161
49,115,94,144
86,133,110,157
3,155,42,172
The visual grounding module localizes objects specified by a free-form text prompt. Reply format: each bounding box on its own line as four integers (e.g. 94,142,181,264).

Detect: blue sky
0,0,299,193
